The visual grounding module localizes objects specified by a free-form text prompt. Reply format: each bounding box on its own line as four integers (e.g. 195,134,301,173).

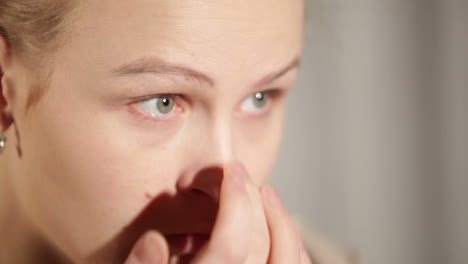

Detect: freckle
145,192,154,200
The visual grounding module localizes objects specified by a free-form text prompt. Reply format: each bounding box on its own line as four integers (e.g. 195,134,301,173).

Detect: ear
0,34,14,131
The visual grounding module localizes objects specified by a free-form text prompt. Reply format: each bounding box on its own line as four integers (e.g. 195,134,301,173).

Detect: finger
165,234,209,256
299,236,313,264
261,186,300,264
294,225,351,264
124,230,169,264
293,219,313,264
191,163,253,264
240,164,270,264
293,218,313,264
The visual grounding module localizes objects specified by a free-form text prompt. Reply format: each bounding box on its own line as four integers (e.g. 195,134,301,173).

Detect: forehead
64,0,303,81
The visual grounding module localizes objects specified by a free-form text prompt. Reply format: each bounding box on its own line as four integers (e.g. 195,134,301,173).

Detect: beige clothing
296,218,361,264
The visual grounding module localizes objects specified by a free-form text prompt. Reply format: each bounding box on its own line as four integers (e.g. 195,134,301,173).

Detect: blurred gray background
270,1,468,264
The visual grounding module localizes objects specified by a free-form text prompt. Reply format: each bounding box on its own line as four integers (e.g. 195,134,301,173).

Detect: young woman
0,0,340,263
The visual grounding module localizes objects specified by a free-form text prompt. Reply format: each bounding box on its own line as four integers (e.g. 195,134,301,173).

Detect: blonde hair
0,0,78,110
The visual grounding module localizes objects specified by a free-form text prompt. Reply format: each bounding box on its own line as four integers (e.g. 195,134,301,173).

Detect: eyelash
127,89,283,123
127,94,183,123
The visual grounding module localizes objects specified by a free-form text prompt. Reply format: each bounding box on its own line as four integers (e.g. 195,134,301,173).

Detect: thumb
124,231,169,264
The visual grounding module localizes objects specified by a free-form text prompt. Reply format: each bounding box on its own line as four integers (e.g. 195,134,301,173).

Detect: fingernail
265,186,282,206
133,233,161,264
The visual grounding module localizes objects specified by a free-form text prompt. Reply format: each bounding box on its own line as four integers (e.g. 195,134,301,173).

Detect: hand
124,163,312,264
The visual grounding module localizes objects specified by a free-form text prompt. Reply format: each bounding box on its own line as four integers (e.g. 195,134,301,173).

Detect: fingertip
261,185,282,208
130,231,169,264
224,162,248,187
193,163,252,263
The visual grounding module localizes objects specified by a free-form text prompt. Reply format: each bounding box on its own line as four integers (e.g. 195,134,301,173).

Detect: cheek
235,106,285,185
13,86,182,261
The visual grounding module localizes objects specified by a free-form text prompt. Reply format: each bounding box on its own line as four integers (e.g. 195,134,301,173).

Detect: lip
165,233,210,255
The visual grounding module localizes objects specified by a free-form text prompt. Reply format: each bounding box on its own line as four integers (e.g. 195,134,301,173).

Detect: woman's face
7,0,303,262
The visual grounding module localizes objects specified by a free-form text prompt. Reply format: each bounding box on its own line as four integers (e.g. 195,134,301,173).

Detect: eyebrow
111,55,301,89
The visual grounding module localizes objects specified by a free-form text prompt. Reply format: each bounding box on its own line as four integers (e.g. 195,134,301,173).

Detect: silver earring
0,134,6,153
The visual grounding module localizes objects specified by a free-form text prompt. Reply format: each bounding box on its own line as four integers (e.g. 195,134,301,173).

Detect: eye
240,92,270,113
136,95,177,117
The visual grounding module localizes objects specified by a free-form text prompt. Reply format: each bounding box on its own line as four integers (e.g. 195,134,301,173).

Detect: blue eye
240,92,270,112
137,95,176,117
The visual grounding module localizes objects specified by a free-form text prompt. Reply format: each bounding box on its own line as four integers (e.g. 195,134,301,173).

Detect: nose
176,114,237,203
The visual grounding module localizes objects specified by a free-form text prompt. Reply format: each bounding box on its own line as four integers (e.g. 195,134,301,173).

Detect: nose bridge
208,111,234,163
176,110,235,202
192,106,235,165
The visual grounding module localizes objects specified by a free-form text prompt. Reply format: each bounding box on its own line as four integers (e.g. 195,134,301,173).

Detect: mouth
122,191,217,261
165,233,210,256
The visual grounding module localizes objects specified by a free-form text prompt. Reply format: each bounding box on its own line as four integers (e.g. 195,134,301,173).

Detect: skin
0,0,309,263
